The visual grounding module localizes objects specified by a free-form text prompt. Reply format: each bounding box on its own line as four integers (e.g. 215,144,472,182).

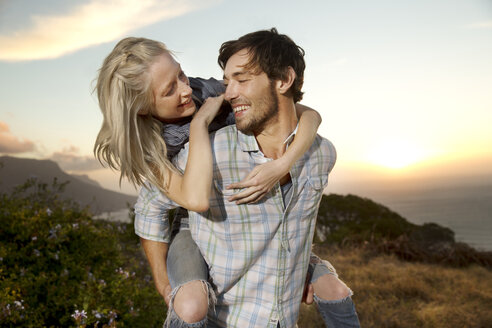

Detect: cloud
0,121,36,153
0,0,219,61
466,21,492,29
49,145,101,172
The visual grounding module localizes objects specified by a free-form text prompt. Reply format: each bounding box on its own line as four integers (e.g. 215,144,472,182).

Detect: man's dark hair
218,28,306,103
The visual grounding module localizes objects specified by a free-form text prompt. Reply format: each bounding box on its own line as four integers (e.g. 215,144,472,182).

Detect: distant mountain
0,156,136,214
71,173,102,188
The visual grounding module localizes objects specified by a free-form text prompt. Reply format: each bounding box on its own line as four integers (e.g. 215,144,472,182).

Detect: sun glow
365,140,429,170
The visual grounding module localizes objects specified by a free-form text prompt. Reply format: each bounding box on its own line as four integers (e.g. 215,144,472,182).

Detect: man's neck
255,101,298,160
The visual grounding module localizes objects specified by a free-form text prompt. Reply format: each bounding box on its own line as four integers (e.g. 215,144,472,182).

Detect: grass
297,245,492,328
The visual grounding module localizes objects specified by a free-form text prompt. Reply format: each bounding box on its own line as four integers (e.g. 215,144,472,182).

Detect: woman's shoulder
189,77,225,102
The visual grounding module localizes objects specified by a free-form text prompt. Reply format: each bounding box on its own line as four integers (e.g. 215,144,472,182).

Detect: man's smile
232,104,250,117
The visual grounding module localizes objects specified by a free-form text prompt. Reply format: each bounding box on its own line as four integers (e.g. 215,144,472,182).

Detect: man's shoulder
306,135,337,174
215,124,237,134
315,135,336,155
210,125,238,144
175,125,237,167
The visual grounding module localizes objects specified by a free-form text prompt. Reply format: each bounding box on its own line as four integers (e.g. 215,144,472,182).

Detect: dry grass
297,246,492,328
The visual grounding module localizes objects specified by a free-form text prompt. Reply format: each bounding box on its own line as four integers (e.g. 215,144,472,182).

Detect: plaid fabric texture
135,125,336,327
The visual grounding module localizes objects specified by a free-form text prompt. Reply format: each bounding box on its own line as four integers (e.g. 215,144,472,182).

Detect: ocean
362,183,492,251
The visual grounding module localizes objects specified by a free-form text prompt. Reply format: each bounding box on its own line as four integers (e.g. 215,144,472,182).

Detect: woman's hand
192,95,225,126
226,158,290,204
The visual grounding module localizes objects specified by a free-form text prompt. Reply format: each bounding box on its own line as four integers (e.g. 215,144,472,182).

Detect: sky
0,0,491,196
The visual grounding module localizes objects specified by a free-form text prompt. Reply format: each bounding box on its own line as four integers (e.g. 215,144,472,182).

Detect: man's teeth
234,105,249,113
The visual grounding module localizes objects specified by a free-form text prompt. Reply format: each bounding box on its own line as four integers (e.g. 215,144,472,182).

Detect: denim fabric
165,229,211,328
308,254,338,283
315,294,361,328
167,229,208,290
165,315,207,328
307,255,360,328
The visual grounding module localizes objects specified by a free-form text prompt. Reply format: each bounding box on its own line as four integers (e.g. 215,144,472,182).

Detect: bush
316,194,492,268
0,178,164,327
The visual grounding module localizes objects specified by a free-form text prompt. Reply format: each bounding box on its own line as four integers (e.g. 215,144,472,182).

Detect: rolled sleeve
134,182,179,243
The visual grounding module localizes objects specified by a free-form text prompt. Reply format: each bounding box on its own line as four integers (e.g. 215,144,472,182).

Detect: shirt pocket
306,173,328,191
294,174,329,220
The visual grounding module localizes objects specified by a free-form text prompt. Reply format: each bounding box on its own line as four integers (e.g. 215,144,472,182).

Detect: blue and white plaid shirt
135,125,336,328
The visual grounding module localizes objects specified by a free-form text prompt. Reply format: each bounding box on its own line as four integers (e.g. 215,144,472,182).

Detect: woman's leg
165,224,214,327
308,254,361,328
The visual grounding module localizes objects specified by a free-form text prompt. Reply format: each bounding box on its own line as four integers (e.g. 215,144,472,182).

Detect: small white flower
92,310,103,319
71,309,87,321
5,303,11,315
48,229,57,239
13,301,25,310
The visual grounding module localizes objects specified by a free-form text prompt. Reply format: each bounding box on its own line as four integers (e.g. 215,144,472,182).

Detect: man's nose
224,83,238,102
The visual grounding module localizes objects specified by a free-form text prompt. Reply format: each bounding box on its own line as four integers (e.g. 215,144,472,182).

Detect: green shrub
0,178,164,327
316,194,492,268
316,194,416,245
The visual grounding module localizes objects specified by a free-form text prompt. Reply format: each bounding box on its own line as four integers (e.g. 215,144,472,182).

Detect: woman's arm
227,103,322,204
164,95,224,212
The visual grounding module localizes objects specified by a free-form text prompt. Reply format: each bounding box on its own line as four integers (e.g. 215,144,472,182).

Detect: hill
0,156,136,214
315,194,492,268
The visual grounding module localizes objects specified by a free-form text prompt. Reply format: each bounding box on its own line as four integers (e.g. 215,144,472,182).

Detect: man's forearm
140,238,170,303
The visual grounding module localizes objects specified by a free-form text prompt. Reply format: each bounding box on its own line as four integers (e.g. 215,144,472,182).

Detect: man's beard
236,81,279,135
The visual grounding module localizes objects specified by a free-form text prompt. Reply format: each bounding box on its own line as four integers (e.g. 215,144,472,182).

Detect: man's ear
276,66,296,95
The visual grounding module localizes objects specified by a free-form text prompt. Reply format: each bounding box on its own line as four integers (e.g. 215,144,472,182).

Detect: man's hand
158,283,173,306
302,273,315,305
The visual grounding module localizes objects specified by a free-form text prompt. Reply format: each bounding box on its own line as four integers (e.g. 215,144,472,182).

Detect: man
135,28,360,327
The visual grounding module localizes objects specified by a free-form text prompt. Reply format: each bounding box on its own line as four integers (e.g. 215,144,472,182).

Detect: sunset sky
0,0,491,195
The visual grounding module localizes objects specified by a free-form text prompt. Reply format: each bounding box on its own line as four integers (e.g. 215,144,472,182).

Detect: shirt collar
283,124,298,146
237,124,299,153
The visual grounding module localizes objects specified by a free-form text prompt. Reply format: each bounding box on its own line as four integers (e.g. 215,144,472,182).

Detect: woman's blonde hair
94,37,177,193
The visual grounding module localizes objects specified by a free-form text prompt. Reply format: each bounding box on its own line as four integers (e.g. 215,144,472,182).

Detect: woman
94,37,322,326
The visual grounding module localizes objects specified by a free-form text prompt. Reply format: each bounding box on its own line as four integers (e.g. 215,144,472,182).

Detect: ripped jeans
165,226,360,328
165,229,215,328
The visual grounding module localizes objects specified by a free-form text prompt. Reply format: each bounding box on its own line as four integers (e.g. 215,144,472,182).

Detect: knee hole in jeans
173,280,209,323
